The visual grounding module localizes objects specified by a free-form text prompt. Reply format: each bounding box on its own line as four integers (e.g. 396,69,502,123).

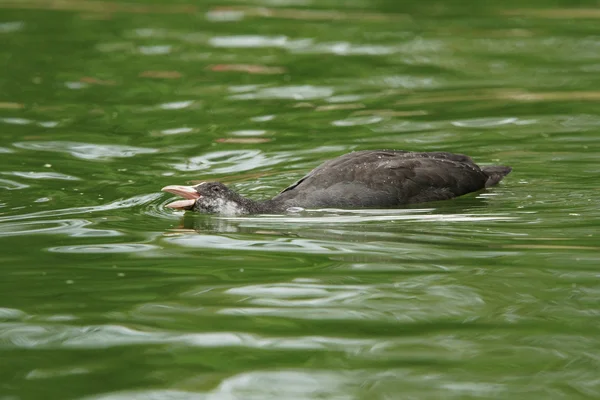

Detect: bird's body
162,150,511,215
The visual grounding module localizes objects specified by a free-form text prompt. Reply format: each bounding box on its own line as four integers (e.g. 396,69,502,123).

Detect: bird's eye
211,186,221,193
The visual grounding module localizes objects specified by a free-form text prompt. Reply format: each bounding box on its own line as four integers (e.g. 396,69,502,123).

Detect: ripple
0,21,24,33
81,390,197,400
13,141,158,161
452,117,520,128
26,367,90,380
158,101,194,110
208,35,400,57
332,116,383,127
1,117,59,127
205,9,245,22
0,308,27,321
0,193,161,223
209,35,289,48
131,28,165,38
164,234,336,253
145,197,187,220
0,322,384,352
166,207,517,239
160,127,195,135
366,75,438,89
229,85,334,100
0,219,120,237
65,81,88,90
5,171,81,181
38,120,59,128
290,41,398,56
78,368,509,400
169,149,297,173
1,117,32,125
326,94,364,103
217,275,485,322
230,130,267,136
47,244,159,254
228,84,263,93
371,120,439,133
250,115,275,122
0,178,29,190
138,45,172,55
560,113,600,129
227,210,517,224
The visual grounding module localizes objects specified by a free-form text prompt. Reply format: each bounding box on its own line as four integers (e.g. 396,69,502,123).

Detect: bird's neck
234,195,287,214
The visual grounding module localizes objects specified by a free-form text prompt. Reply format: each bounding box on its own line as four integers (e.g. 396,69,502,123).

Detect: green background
1,0,599,398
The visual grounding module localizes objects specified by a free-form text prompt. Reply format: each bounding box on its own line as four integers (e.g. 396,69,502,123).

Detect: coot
162,150,511,215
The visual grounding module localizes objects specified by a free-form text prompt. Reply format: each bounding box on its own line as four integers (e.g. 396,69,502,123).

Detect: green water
1,1,600,398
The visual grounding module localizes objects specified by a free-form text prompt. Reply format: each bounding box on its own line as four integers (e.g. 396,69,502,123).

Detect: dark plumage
162,150,511,215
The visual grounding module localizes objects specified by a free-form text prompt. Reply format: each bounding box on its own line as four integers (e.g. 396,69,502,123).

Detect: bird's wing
278,150,410,194
275,151,488,205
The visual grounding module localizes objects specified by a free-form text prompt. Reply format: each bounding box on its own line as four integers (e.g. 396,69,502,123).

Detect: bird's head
162,182,246,214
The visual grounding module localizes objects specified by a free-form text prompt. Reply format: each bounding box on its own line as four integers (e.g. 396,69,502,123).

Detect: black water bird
162,150,511,215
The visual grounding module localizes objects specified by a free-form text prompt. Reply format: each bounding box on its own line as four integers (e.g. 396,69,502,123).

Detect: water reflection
332,116,383,127
0,219,120,237
229,85,334,100
47,244,159,253
205,9,245,22
209,34,402,56
6,171,81,180
164,234,336,253
157,100,194,110
159,127,195,135
0,320,401,352
0,194,161,223
169,150,300,173
0,178,29,190
13,142,158,161
209,35,289,48
170,205,516,233
219,275,484,322
0,21,24,32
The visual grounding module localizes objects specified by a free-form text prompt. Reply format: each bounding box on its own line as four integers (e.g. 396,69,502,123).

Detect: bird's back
272,150,510,208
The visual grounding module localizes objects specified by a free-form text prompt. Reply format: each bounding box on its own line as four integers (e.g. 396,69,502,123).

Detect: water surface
1,1,600,399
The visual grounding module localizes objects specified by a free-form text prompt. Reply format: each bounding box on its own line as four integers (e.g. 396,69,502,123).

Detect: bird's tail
482,165,512,187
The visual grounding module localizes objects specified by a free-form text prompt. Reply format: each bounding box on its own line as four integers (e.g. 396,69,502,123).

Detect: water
1,1,600,399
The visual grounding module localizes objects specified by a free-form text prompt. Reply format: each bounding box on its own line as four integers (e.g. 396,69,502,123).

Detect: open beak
161,185,200,210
